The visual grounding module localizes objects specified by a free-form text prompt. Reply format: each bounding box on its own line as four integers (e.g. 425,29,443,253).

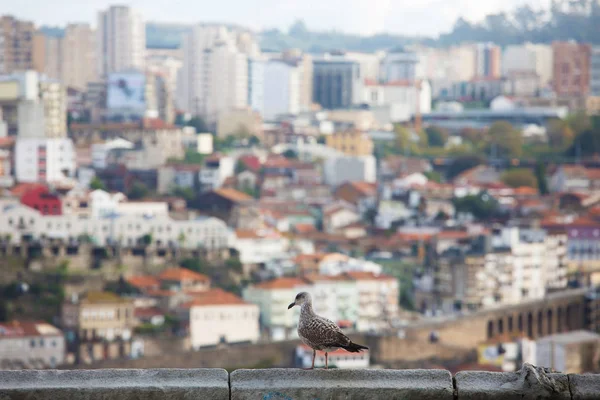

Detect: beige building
39,81,67,138
178,288,259,349
325,109,377,131
61,24,97,90
62,291,136,341
33,33,62,81
0,320,65,369
326,130,374,156
587,96,600,115
0,15,36,74
217,108,263,138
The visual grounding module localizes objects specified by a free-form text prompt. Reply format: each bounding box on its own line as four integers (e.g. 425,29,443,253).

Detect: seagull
288,291,368,369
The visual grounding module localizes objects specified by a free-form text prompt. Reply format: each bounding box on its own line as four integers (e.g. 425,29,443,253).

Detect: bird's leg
325,352,328,369
312,349,316,369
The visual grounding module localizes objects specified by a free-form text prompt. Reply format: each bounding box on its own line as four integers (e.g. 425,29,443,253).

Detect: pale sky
4,0,550,36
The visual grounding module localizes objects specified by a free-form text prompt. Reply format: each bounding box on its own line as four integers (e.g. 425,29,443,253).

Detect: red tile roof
350,181,377,195
127,275,160,290
134,307,164,318
214,188,253,203
239,155,261,171
253,277,308,290
0,321,62,337
11,183,48,197
180,288,249,307
158,267,211,283
345,271,396,281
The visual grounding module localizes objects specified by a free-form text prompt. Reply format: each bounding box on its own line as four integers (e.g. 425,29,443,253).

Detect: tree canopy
501,168,537,188
425,126,449,148
488,121,523,158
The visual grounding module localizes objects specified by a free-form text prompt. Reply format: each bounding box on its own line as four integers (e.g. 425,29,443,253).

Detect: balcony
0,365,595,399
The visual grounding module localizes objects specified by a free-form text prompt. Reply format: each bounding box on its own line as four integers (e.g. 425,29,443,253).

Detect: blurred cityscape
1,0,600,375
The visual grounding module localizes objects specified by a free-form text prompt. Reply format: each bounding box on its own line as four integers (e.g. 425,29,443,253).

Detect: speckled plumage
298,301,352,352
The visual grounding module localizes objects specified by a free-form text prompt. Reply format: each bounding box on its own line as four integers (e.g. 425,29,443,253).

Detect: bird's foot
302,367,314,370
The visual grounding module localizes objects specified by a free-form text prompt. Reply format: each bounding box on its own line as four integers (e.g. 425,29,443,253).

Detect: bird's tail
342,341,369,353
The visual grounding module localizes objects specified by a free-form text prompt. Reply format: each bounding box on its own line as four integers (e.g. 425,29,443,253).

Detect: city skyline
5,0,549,36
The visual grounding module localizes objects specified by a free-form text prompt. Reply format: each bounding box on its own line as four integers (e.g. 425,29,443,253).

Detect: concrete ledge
569,374,600,400
230,368,454,400
456,365,570,400
0,369,229,400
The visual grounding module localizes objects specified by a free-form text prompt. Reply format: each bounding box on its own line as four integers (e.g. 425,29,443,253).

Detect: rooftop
158,267,211,283
180,288,249,308
0,321,62,338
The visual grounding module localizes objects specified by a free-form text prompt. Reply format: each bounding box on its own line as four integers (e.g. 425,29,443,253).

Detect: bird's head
288,292,311,309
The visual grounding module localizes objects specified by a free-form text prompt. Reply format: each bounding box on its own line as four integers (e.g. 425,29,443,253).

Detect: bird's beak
288,302,295,310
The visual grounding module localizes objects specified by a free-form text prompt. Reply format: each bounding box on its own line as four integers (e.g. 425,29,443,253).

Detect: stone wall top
0,365,598,400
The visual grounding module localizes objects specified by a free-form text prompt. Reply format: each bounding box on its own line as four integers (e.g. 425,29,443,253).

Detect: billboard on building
107,72,146,113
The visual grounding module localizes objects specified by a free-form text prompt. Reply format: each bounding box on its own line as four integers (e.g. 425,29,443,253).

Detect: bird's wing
302,316,351,348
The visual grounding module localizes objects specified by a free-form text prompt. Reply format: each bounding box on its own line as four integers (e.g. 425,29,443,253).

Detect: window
39,339,44,347
51,340,57,347
30,340,35,348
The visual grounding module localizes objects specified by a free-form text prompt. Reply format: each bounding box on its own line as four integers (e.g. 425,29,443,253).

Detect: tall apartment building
249,59,300,120
475,42,501,79
180,25,250,123
281,50,314,112
503,43,553,87
552,41,591,97
34,33,62,81
0,16,35,74
62,24,97,90
313,59,360,109
97,6,145,77
381,48,418,82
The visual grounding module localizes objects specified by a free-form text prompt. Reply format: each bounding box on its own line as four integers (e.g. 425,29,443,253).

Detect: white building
296,345,369,369
178,288,260,349
381,48,419,83
199,155,235,191
346,271,399,332
180,25,252,122
243,277,310,341
97,5,145,77
362,80,432,123
503,43,553,87
324,155,376,187
91,138,134,169
250,59,301,120
234,230,290,265
319,255,383,276
344,52,382,82
0,321,66,369
479,228,568,307
0,203,229,249
15,138,75,183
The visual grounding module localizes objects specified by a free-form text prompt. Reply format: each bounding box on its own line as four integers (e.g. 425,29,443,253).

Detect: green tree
488,121,523,157
186,116,209,133
225,257,243,273
547,119,575,149
128,181,150,200
424,170,442,183
248,135,261,146
183,149,205,165
235,160,248,174
565,111,592,135
282,149,298,159
425,126,449,147
141,234,153,246
453,192,500,220
394,125,412,154
172,186,195,202
181,257,208,274
90,176,106,191
501,168,537,188
534,161,549,195
447,155,485,180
